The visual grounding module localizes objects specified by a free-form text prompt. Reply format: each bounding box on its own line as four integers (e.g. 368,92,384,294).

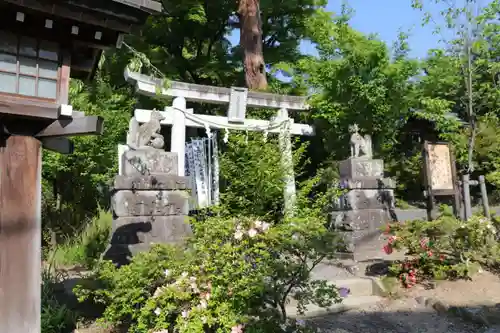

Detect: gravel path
309,297,484,333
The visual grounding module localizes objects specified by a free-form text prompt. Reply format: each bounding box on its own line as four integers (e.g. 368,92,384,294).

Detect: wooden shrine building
0,1,161,332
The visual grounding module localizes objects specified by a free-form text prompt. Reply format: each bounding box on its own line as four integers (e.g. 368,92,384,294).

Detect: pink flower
248,228,258,238
420,237,430,249
231,324,244,333
388,235,397,244
383,244,393,255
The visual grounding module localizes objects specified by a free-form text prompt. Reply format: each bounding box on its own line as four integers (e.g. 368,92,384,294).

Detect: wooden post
462,174,472,220
170,97,187,177
0,135,42,333
276,108,296,216
479,175,491,219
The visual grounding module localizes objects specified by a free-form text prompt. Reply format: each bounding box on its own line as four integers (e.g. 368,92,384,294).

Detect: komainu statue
349,123,372,159
127,109,165,150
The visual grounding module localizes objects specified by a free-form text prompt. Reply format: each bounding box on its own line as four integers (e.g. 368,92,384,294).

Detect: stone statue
127,109,165,150
348,123,372,159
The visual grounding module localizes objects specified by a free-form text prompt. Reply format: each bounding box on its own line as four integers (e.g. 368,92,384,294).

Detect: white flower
154,307,162,316
201,316,207,324
234,230,244,240
181,272,189,278
164,269,171,277
189,276,197,282
199,299,208,309
153,287,165,298
261,222,270,231
254,220,263,229
181,310,189,318
248,228,258,238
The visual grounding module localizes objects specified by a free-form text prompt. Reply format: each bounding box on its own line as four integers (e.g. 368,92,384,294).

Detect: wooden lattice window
0,30,61,100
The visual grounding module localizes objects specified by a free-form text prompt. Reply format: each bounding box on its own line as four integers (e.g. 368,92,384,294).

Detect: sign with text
423,142,456,195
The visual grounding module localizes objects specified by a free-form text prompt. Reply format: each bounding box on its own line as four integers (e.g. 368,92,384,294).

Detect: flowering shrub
383,211,500,288
75,176,343,333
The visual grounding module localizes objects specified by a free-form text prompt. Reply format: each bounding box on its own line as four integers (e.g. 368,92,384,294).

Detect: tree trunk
238,0,268,90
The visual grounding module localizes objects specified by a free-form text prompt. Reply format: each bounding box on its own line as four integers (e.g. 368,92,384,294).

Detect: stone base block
112,190,190,217
337,229,382,253
340,178,396,190
114,175,190,191
332,208,390,232
122,149,178,176
110,215,192,244
339,158,384,178
102,243,152,266
337,189,395,210
103,216,192,266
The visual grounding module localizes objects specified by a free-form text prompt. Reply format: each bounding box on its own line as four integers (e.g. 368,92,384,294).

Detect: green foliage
42,269,77,333
410,0,500,172
219,132,308,219
46,210,113,269
75,175,343,333
383,211,500,287
42,75,134,240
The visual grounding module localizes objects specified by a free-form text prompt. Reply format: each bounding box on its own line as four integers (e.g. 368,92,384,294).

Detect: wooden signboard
422,141,460,219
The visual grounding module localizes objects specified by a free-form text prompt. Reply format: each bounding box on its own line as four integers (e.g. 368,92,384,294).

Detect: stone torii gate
122,68,314,214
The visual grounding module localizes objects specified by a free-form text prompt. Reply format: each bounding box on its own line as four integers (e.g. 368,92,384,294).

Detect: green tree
282,6,421,199
42,73,135,239
412,0,500,172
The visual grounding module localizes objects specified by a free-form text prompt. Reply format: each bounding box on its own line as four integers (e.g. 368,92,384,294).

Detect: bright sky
228,0,446,59
310,0,442,58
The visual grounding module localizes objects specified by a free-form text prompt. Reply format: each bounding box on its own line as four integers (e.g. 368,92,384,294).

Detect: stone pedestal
103,149,192,266
332,158,395,258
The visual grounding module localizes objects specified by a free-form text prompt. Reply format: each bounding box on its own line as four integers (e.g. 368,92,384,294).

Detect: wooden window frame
0,31,70,104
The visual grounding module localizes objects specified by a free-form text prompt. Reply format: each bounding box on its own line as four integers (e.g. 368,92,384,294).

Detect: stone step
329,278,376,297
287,295,384,318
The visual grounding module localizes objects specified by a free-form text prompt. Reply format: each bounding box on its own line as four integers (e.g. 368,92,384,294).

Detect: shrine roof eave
110,0,162,14
1,0,162,34
124,68,309,111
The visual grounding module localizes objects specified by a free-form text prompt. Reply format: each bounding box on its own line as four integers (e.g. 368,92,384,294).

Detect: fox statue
126,109,165,150
348,123,372,159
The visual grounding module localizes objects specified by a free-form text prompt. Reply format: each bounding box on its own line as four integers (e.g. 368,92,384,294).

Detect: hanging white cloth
185,133,220,209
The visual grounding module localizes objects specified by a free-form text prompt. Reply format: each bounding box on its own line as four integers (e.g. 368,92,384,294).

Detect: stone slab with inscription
112,190,190,217
336,189,395,210
339,159,384,178
122,150,178,176
339,177,396,190
113,175,190,191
